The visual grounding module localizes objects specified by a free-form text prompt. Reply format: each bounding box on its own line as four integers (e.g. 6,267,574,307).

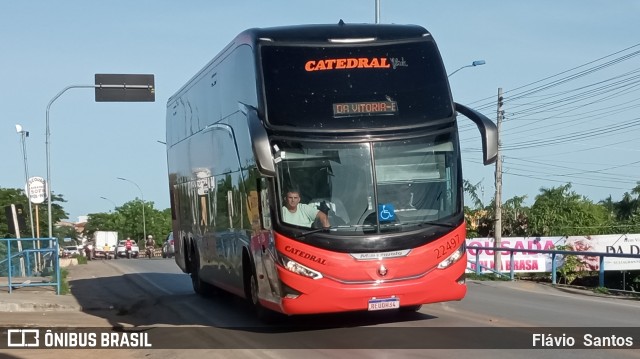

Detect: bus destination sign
333,101,398,117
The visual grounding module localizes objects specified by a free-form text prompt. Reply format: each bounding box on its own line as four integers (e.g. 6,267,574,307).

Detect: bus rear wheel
190,246,216,297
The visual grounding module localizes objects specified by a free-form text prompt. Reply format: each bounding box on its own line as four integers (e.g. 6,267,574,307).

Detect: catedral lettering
285,245,327,265
305,57,390,71
166,22,497,319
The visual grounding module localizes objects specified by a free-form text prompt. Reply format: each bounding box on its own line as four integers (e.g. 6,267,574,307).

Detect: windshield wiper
295,224,360,238
296,227,333,238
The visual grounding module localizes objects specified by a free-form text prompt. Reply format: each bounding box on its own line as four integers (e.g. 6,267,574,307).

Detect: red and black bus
166,22,497,318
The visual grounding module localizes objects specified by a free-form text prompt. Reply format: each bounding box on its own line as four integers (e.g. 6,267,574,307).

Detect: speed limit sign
26,177,47,204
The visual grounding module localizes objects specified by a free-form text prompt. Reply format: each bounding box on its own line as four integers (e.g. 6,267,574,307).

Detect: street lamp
99,196,117,212
15,124,35,238
44,74,154,239
447,60,486,78
116,177,146,240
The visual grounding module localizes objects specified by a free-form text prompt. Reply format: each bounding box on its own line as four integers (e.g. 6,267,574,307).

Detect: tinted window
260,39,452,130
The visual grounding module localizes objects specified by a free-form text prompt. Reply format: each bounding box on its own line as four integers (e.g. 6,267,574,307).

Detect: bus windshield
274,132,460,235
261,39,452,130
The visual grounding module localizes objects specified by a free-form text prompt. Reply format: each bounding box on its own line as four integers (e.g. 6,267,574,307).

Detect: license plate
368,297,400,311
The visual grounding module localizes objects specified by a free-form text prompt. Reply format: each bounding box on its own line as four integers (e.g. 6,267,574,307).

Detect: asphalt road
1,258,638,359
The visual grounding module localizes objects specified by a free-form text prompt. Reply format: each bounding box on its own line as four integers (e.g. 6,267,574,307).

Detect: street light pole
116,177,146,241
45,79,154,239
447,60,486,78
99,196,117,212
16,124,35,238
46,84,96,239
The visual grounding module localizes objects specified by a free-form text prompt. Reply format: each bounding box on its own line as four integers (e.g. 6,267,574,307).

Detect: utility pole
375,0,380,24
16,125,35,238
494,88,503,273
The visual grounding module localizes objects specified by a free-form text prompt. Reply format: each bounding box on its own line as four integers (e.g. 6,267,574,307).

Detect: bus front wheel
249,269,280,324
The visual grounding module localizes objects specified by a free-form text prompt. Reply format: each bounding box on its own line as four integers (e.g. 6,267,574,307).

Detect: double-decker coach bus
166,22,497,318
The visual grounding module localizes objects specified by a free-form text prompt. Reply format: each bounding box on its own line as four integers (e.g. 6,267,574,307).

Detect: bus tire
190,245,216,297
248,269,280,324
184,238,192,274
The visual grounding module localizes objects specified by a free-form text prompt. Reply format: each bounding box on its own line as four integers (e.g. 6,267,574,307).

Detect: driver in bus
282,187,330,228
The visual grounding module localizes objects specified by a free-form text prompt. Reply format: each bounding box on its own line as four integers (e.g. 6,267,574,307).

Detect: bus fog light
278,253,323,280
437,245,465,269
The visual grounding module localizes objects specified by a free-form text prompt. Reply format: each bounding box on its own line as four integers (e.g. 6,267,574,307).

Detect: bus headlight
437,244,465,269
277,253,323,280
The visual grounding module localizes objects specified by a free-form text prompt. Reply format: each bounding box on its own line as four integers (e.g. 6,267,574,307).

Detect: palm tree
599,195,615,219
463,179,484,209
614,192,637,221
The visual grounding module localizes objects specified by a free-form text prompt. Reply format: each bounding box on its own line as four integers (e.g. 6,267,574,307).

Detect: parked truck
93,231,118,259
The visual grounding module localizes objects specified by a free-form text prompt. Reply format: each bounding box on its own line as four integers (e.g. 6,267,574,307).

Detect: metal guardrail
466,245,640,288
0,238,61,294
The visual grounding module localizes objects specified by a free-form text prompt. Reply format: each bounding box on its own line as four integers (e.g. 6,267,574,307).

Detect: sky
2,1,640,223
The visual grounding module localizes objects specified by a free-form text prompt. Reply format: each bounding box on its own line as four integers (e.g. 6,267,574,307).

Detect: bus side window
258,177,272,230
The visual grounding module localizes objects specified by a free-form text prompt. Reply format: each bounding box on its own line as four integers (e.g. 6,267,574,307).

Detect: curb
0,292,83,312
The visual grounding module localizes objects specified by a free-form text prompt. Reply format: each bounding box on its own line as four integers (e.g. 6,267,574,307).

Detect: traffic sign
26,177,47,204
94,74,155,102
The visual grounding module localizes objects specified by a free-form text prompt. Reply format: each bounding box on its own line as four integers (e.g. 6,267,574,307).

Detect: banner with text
466,237,562,273
466,234,640,273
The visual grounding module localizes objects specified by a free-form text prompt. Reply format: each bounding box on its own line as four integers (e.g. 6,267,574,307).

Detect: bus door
251,177,282,304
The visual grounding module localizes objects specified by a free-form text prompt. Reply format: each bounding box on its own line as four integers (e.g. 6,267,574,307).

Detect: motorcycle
146,246,154,259
84,245,94,260
125,248,133,259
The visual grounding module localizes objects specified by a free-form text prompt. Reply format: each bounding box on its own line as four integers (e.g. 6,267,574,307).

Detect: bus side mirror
240,103,276,176
454,102,498,165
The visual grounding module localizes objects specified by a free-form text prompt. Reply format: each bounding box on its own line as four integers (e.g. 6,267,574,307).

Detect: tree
599,195,615,220
609,182,640,233
501,195,529,237
614,192,637,222
0,187,68,238
83,200,171,247
0,188,27,237
463,179,494,238
83,212,122,239
463,179,484,210
529,184,609,236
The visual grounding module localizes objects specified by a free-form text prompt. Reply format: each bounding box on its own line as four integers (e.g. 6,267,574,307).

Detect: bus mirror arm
454,102,498,165
241,103,276,176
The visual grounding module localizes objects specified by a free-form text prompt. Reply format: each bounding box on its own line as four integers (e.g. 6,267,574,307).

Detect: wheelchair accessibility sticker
378,203,396,222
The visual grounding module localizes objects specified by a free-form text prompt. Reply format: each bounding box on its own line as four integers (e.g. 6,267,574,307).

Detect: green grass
593,287,610,295
59,268,70,295
466,273,511,281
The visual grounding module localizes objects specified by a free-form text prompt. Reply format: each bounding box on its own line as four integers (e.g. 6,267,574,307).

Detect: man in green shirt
281,188,330,228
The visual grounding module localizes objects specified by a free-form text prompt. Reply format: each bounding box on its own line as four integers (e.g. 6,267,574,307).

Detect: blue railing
0,238,61,294
466,245,640,288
